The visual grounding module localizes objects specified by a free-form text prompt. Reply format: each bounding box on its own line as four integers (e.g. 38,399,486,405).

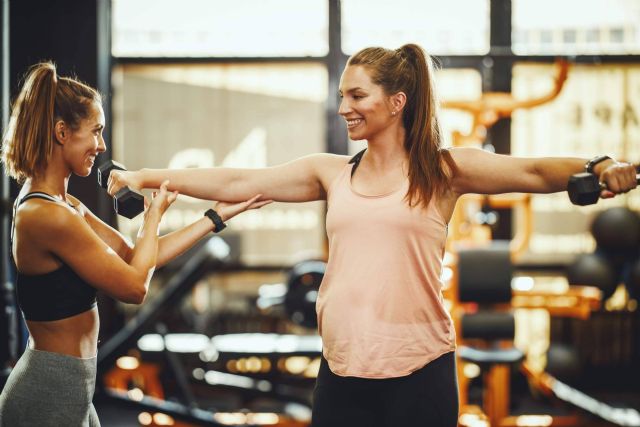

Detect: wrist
204,208,226,233
137,168,148,188
585,155,613,176
593,159,617,177
144,208,162,224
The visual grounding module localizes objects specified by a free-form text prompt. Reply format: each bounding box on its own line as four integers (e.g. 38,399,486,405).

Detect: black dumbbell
568,172,640,206
97,160,144,219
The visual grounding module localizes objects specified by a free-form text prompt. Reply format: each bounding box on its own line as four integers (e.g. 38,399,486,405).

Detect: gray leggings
0,345,100,427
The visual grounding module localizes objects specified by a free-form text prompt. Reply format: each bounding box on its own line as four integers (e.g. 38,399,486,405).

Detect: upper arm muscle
226,154,349,202
449,148,544,195
23,204,142,302
68,195,133,261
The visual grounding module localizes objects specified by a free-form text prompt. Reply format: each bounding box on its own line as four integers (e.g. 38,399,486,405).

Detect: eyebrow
338,87,365,95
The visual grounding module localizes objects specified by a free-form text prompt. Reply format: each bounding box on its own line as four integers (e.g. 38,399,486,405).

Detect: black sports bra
12,192,97,321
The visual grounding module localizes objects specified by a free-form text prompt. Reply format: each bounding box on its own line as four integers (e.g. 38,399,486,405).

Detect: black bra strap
349,148,366,177
18,192,60,205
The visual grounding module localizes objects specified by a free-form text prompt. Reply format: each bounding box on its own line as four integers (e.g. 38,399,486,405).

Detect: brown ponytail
1,62,101,183
348,44,455,208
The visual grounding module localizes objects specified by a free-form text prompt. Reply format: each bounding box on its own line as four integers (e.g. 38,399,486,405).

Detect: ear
389,92,407,115
54,120,67,145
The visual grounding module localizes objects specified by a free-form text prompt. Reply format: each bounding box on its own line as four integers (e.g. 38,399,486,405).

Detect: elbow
124,275,149,305
129,287,147,305
120,287,146,305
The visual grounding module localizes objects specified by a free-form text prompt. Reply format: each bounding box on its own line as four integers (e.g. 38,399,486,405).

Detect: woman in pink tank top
107,45,637,426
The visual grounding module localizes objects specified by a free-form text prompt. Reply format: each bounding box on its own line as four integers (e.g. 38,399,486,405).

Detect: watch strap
585,155,612,174
204,208,226,233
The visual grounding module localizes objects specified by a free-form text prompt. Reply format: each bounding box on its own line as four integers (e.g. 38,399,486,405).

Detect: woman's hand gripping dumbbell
97,160,145,218
568,163,639,205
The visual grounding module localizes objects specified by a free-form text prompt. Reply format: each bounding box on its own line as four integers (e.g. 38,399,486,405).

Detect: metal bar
325,0,348,155
97,237,231,374
97,389,227,426
114,56,325,65
0,0,18,385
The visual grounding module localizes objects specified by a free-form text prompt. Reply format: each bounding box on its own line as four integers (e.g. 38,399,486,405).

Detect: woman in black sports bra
0,63,270,427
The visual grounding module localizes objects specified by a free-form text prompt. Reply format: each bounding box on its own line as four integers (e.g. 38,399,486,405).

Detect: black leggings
311,351,459,427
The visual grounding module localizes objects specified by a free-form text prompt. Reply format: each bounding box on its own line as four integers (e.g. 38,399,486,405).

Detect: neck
27,164,71,199
364,126,407,171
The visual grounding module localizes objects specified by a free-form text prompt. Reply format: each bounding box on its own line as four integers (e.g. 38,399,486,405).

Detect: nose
97,134,107,153
338,97,351,116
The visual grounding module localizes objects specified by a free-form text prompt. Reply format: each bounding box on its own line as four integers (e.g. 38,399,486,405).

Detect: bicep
226,154,335,202
80,204,134,262
450,148,545,195
36,211,142,301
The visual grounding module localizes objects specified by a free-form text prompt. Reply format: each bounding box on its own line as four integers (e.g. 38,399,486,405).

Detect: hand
214,194,273,222
599,162,638,199
108,169,142,197
147,180,179,217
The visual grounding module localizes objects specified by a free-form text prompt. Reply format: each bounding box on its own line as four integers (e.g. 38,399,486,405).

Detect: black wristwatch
204,208,226,233
585,155,612,174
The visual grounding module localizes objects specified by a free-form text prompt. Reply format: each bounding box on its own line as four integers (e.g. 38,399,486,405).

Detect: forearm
139,168,242,200
156,217,215,268
531,157,586,192
129,210,162,282
532,157,616,192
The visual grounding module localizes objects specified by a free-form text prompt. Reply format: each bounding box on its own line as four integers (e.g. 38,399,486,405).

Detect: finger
627,168,637,190
240,195,262,207
251,200,273,209
107,179,115,196
168,191,179,204
602,174,620,194
155,184,169,200
611,174,624,193
107,172,119,195
600,189,615,199
159,180,170,192
143,196,150,209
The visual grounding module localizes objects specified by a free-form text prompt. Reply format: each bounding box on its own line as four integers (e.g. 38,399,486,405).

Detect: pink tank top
317,162,456,378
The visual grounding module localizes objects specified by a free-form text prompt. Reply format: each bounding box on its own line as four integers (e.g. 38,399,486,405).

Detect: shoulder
66,194,90,217
308,153,351,189
16,198,84,242
307,153,351,167
446,147,485,164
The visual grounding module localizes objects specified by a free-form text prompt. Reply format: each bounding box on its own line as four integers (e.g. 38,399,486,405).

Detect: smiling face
338,65,399,141
60,102,106,177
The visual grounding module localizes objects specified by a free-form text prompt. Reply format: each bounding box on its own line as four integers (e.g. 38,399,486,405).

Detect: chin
76,167,93,177
347,131,365,141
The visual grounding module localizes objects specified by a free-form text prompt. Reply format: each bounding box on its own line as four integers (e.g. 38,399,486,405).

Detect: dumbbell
568,172,640,206
97,160,144,219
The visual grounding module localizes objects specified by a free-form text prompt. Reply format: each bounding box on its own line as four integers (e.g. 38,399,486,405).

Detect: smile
346,119,363,128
